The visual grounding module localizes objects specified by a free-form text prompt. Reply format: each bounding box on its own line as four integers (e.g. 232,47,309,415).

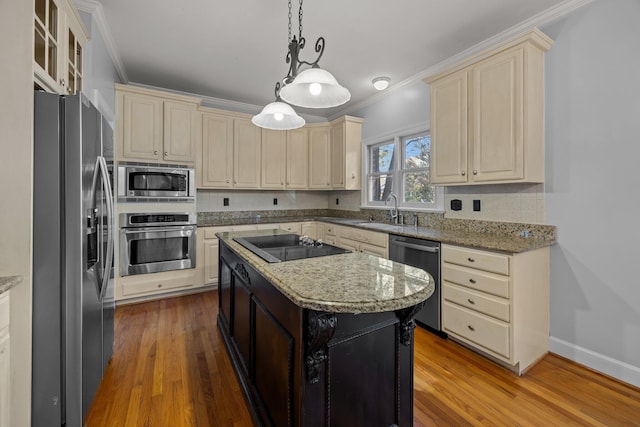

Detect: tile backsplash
444,183,545,224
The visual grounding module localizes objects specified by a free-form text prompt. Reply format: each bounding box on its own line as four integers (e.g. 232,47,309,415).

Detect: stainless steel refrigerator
32,91,115,426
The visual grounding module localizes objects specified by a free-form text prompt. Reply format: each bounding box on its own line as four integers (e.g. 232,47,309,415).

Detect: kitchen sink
234,234,350,263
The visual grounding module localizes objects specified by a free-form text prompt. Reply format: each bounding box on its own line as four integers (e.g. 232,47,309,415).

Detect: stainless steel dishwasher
388,234,444,336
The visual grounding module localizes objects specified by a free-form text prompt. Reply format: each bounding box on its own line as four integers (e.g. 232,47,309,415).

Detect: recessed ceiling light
372,76,391,91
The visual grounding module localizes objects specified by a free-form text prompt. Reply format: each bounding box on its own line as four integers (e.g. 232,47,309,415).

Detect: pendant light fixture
279,0,350,108
253,0,351,130
252,82,305,130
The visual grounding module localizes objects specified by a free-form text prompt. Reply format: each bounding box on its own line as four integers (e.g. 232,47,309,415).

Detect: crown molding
73,0,128,83
335,0,594,118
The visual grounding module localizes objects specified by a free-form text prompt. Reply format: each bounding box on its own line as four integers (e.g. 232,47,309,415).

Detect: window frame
362,128,443,212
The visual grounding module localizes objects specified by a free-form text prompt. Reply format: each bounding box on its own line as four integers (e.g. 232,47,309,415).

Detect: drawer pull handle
467,257,475,262
467,298,475,305
157,284,162,288
468,325,475,331
469,278,476,284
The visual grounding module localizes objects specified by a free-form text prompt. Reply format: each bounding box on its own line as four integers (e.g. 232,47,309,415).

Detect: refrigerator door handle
92,156,114,300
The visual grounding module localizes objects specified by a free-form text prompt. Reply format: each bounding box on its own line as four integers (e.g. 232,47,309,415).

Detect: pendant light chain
298,0,303,40
288,0,292,43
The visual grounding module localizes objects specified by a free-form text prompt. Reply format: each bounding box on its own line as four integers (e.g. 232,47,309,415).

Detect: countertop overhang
218,229,435,314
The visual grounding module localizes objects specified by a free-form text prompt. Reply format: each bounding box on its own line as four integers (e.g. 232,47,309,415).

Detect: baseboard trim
549,336,640,388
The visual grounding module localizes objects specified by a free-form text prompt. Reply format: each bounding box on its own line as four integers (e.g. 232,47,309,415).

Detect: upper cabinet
34,0,88,94
198,109,261,189
261,127,309,189
197,108,361,191
425,29,553,185
330,116,363,190
115,84,200,164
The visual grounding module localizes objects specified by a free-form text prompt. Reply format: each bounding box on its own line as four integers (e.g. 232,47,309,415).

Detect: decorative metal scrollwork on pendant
305,311,337,384
234,263,251,287
396,301,426,346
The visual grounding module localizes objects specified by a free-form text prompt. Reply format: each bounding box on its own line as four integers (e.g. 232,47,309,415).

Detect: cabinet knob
467,257,475,263
164,151,168,156
226,179,230,183
469,278,476,284
467,298,475,305
157,284,162,288
154,150,158,155
60,78,66,87
461,171,466,176
467,325,475,331
351,173,355,179
473,170,478,175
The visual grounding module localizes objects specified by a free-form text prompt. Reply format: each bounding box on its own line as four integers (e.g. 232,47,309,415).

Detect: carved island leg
396,301,426,346
305,311,337,384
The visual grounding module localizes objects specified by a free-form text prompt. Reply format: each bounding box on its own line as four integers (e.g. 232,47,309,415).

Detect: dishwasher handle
390,240,440,253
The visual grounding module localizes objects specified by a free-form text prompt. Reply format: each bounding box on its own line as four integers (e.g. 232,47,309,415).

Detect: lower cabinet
441,244,549,374
323,223,389,258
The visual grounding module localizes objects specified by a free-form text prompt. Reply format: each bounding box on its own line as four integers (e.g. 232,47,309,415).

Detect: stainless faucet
385,193,402,224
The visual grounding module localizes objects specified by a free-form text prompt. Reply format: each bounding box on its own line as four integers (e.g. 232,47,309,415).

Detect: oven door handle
121,226,195,235
390,240,440,253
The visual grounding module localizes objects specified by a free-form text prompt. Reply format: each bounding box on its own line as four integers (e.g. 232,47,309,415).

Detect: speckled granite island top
0,275,22,295
217,229,435,314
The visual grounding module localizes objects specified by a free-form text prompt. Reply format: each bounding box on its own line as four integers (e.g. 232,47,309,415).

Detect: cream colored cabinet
233,118,261,189
198,227,227,286
116,84,199,164
441,244,549,374
301,222,318,239
279,222,302,235
308,125,331,189
261,129,286,189
425,29,552,185
330,116,362,190
33,0,87,94
286,128,309,189
336,226,388,258
200,112,234,188
0,292,10,427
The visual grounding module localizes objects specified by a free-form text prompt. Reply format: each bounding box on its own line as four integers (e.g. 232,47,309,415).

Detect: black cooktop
233,234,350,263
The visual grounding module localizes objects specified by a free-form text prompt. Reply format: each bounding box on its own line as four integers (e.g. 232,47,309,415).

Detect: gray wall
350,0,640,387
542,0,640,386
78,9,121,123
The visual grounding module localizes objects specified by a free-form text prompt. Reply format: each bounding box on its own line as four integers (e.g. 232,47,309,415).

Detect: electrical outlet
273,198,278,205
223,197,229,206
451,199,462,211
473,200,481,211
336,198,339,205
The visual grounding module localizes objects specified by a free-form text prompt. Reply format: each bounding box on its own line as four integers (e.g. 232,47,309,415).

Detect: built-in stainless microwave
117,164,195,201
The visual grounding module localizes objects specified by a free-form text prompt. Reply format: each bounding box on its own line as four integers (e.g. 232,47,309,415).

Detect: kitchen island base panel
218,241,420,426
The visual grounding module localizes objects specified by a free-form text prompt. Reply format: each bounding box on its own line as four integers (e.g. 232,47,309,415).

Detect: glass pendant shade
279,68,351,108
252,101,305,130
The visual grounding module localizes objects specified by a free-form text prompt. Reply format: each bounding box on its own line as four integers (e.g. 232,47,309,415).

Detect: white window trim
361,126,444,212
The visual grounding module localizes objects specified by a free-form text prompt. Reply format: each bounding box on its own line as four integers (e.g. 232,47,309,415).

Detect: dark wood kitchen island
216,229,435,427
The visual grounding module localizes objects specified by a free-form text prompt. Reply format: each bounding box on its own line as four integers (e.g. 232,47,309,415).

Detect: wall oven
117,164,195,201
119,212,196,276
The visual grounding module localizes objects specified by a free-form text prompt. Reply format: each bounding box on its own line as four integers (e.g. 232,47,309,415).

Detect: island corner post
216,233,433,426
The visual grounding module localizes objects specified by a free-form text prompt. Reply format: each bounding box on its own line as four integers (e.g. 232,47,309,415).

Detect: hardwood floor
86,291,640,426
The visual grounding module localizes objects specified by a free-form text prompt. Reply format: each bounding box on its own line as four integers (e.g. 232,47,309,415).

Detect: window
364,131,442,211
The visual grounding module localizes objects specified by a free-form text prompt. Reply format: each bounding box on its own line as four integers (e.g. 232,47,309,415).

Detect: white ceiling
97,0,577,118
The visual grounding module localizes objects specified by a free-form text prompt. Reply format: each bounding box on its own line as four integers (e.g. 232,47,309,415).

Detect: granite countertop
218,229,435,314
199,215,554,253
0,275,23,295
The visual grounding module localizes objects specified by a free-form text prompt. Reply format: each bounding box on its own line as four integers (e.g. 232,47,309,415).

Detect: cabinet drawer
279,222,302,234
360,242,388,258
0,294,8,331
442,264,510,298
443,301,510,359
442,283,510,322
122,277,195,297
340,228,387,248
324,224,339,236
443,245,510,275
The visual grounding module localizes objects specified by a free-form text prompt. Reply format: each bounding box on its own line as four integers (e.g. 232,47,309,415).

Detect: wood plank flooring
86,291,640,426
